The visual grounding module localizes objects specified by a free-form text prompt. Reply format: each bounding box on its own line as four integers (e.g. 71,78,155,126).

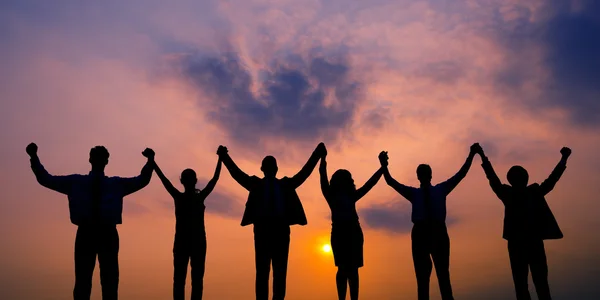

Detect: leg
173,251,190,300
272,227,290,300
73,227,97,300
254,228,272,300
98,227,119,300
412,226,433,300
431,228,454,300
529,240,551,300
190,240,207,300
347,268,359,300
508,240,532,300
336,268,348,300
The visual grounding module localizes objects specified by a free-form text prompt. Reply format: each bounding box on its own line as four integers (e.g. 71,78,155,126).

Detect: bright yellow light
322,244,332,253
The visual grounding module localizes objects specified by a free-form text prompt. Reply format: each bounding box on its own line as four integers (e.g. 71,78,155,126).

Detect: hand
379,151,389,167
142,148,155,160
26,143,38,157
560,147,571,158
217,145,228,156
316,142,327,157
470,143,482,155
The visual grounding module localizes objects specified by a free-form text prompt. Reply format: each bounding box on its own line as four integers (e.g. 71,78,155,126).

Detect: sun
322,244,332,253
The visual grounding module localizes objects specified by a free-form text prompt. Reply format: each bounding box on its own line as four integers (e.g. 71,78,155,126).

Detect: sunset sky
1,0,599,299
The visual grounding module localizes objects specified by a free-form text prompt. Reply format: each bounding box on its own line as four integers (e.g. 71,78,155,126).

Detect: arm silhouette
479,147,507,201
218,146,254,191
27,143,74,195
539,147,570,196
380,152,414,201
199,158,222,199
440,144,477,194
120,148,154,196
355,152,387,201
288,143,326,189
319,157,331,201
153,161,181,198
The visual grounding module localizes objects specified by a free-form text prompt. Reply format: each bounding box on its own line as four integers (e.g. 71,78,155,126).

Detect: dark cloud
174,49,364,146
493,0,600,126
359,200,460,234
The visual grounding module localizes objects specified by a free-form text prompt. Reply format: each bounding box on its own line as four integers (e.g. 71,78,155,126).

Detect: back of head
89,146,109,168
507,165,529,188
261,155,278,178
330,169,356,196
180,168,198,188
416,164,432,185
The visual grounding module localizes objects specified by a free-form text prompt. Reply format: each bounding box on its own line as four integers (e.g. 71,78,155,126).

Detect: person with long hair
319,150,386,300
153,153,222,300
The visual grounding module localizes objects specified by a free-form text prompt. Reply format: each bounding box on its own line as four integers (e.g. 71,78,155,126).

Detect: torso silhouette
328,193,359,224
174,191,207,237
241,176,307,226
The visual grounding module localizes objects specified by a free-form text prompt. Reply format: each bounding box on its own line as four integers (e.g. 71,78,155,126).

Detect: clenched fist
26,143,38,157
142,148,155,160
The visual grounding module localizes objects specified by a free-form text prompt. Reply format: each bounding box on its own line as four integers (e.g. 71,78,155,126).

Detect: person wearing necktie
379,144,479,300
27,143,154,300
217,143,325,300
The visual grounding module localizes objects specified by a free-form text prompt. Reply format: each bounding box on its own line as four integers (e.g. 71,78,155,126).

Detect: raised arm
539,147,570,196
199,157,222,199
153,160,181,198
27,143,75,195
288,142,326,189
380,151,414,201
319,156,330,201
440,144,477,195
479,147,507,200
217,146,254,191
119,148,154,196
356,169,384,202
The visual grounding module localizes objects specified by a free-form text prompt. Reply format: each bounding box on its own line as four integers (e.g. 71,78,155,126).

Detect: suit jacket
481,157,565,241
240,176,307,227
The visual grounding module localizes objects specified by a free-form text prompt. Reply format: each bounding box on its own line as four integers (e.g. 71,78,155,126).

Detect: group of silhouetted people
26,141,571,300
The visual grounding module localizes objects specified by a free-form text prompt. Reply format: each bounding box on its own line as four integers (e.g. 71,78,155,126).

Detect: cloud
493,0,600,126
171,47,365,147
360,199,459,234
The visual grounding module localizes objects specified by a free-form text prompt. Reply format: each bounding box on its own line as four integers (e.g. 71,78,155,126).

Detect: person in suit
319,150,386,300
216,143,325,300
26,142,154,300
379,144,480,300
476,145,571,300
152,153,222,300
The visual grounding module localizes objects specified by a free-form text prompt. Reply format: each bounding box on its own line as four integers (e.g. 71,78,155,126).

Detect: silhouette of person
26,142,154,300
153,154,222,300
319,149,386,300
476,145,570,300
380,144,479,300
216,143,325,300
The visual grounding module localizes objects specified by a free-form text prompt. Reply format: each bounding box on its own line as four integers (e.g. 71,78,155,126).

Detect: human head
261,156,278,178
507,165,529,188
180,169,198,188
416,164,432,184
89,146,109,170
330,169,356,195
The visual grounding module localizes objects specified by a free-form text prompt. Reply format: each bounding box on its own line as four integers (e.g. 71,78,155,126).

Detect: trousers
253,223,291,300
411,223,454,300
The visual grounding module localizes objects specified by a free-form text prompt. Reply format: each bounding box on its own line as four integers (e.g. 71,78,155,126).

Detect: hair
180,168,198,190
507,165,529,187
89,146,109,166
329,169,356,197
416,164,432,182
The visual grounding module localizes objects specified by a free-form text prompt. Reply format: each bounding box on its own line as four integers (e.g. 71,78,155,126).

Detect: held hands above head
315,142,327,158
142,148,155,161
470,143,482,156
26,142,38,158
379,151,388,168
560,147,571,159
216,145,228,157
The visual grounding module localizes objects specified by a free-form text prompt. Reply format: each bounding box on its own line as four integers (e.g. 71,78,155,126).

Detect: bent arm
539,156,568,196
220,153,253,191
289,148,321,189
356,168,384,201
199,158,222,199
441,152,475,194
120,160,153,196
383,167,414,201
153,161,180,198
29,156,74,194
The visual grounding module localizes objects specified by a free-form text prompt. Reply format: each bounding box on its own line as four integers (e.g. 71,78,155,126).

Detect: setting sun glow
322,244,332,253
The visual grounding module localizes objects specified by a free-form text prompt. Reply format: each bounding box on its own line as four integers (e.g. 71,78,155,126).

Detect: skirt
331,222,364,268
